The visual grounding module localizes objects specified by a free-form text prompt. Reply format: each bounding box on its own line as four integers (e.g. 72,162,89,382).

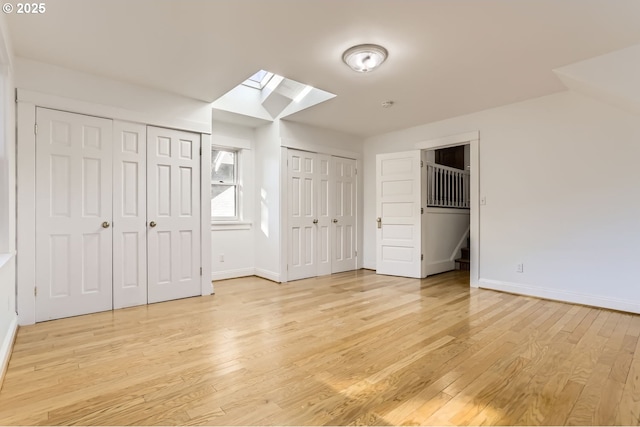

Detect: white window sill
211,221,252,231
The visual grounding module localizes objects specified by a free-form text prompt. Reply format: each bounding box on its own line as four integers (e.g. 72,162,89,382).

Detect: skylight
242,69,274,89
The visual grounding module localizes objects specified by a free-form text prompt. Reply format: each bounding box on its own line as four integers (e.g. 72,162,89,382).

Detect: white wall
211,121,256,280
280,120,363,156
425,208,470,275
15,58,211,132
0,13,16,384
364,90,640,313
253,122,282,282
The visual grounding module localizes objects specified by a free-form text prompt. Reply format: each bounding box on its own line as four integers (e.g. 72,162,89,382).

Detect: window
211,148,238,220
241,69,274,90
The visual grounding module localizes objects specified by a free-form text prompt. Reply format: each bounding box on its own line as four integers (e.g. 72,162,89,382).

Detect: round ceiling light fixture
342,44,388,73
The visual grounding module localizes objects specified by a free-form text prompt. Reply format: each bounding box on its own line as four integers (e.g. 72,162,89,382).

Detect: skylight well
212,68,336,126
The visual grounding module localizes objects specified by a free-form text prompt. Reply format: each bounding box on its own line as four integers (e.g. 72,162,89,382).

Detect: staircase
455,236,470,271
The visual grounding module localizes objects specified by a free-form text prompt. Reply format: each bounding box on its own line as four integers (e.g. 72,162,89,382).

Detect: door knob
376,217,382,229
149,221,157,228
313,219,318,224
332,219,338,223
101,221,110,229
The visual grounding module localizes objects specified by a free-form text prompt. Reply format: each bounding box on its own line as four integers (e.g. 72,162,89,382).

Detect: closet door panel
332,157,357,273
287,149,317,281
113,121,147,309
147,126,201,303
35,108,113,321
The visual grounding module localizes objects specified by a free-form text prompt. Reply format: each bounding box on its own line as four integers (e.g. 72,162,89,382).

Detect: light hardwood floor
1,270,639,425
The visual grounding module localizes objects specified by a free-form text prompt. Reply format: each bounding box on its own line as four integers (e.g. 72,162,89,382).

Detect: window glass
211,184,236,218
211,148,238,219
212,149,235,182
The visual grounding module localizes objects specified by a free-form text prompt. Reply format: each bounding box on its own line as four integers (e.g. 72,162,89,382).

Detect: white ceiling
6,0,640,137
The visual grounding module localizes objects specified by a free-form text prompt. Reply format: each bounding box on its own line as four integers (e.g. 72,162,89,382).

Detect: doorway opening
424,144,471,276
375,131,479,286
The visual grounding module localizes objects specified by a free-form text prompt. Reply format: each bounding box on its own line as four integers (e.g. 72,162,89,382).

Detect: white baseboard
427,260,455,276
255,268,281,283
0,314,18,390
211,268,255,281
479,279,640,314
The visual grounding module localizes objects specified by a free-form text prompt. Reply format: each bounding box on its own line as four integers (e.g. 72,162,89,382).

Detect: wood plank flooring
1,270,639,425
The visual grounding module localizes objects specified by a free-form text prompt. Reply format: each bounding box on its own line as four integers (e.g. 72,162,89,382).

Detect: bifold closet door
288,150,318,281
35,108,113,321
332,157,357,273
287,150,357,281
147,126,201,303
112,121,148,309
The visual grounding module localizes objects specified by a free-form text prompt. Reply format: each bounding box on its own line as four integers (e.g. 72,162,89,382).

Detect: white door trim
415,131,480,287
16,96,212,325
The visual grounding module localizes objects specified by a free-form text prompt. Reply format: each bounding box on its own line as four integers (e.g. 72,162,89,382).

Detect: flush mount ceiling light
342,44,388,73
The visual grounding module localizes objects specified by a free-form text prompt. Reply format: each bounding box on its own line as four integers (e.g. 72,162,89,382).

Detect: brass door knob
149,221,157,228
332,219,338,223
313,219,318,224
101,221,110,229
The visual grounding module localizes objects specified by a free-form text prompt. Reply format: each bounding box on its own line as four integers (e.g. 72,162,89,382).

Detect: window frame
211,146,240,221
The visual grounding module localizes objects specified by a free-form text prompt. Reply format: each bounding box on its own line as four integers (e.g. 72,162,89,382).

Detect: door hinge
200,267,202,276
355,250,357,257
420,160,424,167
34,287,37,297
355,168,357,175
421,254,424,261
199,147,202,156
34,124,38,135
421,207,424,214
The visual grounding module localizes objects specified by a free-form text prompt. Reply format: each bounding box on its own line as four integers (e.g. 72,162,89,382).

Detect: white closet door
376,150,423,278
35,108,113,321
316,154,332,276
112,121,147,309
288,150,317,281
332,157,357,273
147,126,201,303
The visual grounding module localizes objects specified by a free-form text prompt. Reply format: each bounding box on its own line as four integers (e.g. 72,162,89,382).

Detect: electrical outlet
516,263,524,273
480,196,486,205
219,254,225,262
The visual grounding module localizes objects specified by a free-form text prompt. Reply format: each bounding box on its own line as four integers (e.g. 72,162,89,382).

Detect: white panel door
316,154,332,276
35,108,113,321
147,126,201,303
332,156,357,273
288,149,318,281
113,121,147,309
376,150,423,278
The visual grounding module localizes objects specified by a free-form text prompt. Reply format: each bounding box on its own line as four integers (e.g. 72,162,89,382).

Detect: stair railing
426,162,470,208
